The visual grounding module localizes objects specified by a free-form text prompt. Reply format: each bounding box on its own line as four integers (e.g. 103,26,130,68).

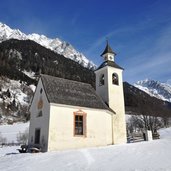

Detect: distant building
28,42,127,152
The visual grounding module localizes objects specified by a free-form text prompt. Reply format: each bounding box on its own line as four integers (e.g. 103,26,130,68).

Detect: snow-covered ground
0,126,171,171
0,122,29,143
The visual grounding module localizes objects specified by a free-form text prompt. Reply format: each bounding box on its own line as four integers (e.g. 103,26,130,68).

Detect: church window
34,128,41,144
99,74,105,86
31,136,33,143
40,88,43,94
37,110,43,117
74,110,86,136
75,115,83,135
112,73,119,85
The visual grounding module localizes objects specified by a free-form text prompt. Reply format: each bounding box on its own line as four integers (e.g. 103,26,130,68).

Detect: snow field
0,125,171,171
0,122,29,143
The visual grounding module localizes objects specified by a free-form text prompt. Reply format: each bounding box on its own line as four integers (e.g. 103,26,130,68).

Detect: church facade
28,42,127,152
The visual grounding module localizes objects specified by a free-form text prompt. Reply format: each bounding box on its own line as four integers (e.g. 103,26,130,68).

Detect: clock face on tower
109,56,113,61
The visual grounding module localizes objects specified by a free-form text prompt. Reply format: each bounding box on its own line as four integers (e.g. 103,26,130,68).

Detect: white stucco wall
47,104,113,151
28,79,50,152
95,67,109,104
108,67,127,144
95,66,127,144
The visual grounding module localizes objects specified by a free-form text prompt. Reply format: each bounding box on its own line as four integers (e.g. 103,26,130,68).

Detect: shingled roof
41,74,112,111
97,61,124,70
100,41,116,56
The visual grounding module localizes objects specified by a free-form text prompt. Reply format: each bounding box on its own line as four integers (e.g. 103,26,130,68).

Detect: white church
28,42,127,152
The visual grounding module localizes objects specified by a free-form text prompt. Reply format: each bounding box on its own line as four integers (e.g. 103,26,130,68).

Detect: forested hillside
0,39,170,124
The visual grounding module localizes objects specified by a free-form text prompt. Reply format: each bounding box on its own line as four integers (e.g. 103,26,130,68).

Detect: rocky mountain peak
134,79,171,102
0,22,96,69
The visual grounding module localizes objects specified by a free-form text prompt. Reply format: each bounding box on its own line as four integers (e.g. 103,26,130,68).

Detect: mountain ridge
0,38,95,124
0,22,96,69
0,23,171,124
134,79,171,102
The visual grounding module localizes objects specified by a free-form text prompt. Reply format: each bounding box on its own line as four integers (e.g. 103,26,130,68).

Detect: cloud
86,19,168,59
71,14,80,26
86,27,134,55
86,11,171,84
21,20,48,35
125,23,171,83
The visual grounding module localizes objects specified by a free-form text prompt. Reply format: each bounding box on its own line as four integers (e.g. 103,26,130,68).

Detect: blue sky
0,0,171,84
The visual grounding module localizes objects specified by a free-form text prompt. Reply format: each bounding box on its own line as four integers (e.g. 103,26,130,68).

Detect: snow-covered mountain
134,79,171,102
0,22,96,69
0,76,35,124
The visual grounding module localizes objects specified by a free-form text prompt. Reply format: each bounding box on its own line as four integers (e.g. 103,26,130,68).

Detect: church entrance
34,128,41,144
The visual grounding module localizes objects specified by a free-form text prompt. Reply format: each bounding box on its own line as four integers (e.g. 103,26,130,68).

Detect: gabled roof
96,61,124,70
101,41,116,56
41,74,113,111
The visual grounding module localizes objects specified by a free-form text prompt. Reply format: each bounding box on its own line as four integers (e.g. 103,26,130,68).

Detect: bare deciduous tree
0,132,7,145
16,129,29,144
127,115,163,134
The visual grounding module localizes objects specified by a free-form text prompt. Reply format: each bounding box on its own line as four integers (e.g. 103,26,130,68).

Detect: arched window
112,73,119,85
40,88,43,94
99,74,105,86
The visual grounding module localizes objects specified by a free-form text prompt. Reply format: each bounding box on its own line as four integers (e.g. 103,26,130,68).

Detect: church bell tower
95,41,127,144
